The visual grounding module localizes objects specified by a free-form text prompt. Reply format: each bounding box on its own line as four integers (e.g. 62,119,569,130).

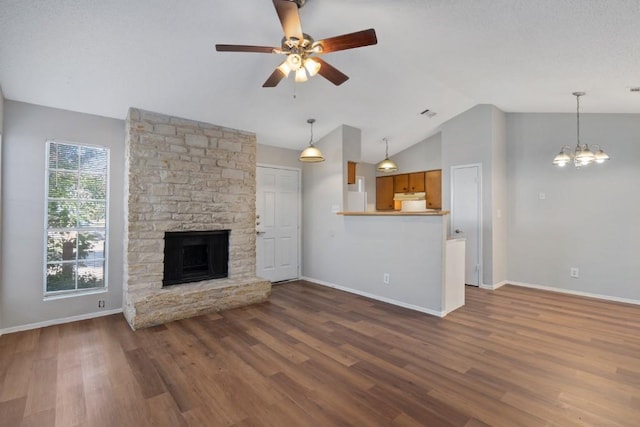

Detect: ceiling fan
215,0,378,87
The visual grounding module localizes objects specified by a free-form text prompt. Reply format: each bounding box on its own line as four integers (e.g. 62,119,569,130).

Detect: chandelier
553,92,609,168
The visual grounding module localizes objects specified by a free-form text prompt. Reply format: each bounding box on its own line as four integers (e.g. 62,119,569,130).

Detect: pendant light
299,118,325,162
553,92,610,168
376,138,398,173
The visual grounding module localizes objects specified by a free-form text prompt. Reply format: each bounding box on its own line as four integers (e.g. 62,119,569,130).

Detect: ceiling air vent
420,109,437,118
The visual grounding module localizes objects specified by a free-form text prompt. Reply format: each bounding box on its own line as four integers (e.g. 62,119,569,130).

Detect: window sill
43,288,108,301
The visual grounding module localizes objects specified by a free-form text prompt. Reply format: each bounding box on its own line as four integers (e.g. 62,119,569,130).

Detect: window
45,141,109,295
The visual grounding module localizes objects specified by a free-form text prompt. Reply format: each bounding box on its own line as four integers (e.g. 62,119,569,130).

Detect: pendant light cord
307,119,315,145
576,94,581,147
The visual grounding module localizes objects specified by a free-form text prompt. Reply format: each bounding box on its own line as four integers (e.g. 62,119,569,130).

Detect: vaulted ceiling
1,0,639,162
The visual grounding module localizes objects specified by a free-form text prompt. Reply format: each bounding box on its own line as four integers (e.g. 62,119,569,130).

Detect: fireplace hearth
163,230,229,286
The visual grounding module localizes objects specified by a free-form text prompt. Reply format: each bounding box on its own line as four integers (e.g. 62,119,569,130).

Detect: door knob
256,230,265,235
455,229,462,234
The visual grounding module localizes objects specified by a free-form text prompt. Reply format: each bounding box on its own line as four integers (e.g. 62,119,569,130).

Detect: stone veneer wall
123,108,270,329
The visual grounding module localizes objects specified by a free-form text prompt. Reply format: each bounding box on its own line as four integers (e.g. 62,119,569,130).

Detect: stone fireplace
123,108,270,330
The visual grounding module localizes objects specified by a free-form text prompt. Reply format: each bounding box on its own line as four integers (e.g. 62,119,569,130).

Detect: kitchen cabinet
425,169,442,209
376,176,395,210
347,161,357,185
393,174,409,193
409,172,425,192
393,172,425,192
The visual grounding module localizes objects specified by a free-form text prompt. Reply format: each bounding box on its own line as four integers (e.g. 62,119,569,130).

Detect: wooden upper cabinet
347,161,357,185
408,172,425,192
393,172,425,193
425,170,442,209
376,176,395,210
393,174,409,193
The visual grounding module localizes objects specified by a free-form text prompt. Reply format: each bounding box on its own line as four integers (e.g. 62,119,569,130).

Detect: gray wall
506,112,640,300
256,143,300,169
1,101,125,330
441,104,500,286
0,86,4,330
491,107,508,285
0,85,4,131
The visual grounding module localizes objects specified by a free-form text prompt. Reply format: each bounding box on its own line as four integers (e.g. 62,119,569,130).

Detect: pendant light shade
553,92,610,168
299,118,325,162
376,138,398,173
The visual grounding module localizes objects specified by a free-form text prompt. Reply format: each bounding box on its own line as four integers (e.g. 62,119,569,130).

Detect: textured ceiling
1,0,639,162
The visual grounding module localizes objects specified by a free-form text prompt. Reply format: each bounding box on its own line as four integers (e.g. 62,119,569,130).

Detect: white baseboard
0,308,123,336
480,280,508,291
507,281,640,306
300,276,445,317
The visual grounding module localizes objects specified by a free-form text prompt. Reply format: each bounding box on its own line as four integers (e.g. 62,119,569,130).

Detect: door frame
450,163,483,287
256,163,302,280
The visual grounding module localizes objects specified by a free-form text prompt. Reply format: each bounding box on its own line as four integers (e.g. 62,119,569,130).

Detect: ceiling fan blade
314,58,349,86
263,69,287,87
273,0,303,41
316,28,378,53
215,44,277,53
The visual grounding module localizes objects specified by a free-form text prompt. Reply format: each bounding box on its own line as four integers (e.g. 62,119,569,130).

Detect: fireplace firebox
163,230,229,286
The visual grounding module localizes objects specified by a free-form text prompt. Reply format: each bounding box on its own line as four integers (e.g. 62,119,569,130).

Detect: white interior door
256,166,300,282
451,164,482,286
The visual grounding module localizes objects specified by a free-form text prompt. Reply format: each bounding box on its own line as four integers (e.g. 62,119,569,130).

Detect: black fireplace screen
163,230,229,286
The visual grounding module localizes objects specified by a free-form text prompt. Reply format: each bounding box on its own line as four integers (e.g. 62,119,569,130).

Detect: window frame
43,139,110,298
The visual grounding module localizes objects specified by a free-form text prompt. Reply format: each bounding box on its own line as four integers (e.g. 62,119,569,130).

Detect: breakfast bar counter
337,210,449,216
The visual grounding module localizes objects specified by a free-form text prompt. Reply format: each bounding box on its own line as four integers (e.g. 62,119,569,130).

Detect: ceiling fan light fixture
286,53,303,70
216,2,378,87
295,68,308,82
304,58,321,77
277,60,292,77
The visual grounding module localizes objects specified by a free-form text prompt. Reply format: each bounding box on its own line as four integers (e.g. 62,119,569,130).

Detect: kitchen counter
337,210,450,216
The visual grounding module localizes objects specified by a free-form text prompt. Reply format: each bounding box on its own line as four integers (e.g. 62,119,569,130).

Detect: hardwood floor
1,281,639,426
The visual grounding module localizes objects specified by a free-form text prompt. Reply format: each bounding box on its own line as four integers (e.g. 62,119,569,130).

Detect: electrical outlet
98,300,105,308
383,273,390,285
570,268,579,278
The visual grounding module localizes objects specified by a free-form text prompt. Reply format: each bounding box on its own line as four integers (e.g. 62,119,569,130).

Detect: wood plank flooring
1,281,639,426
